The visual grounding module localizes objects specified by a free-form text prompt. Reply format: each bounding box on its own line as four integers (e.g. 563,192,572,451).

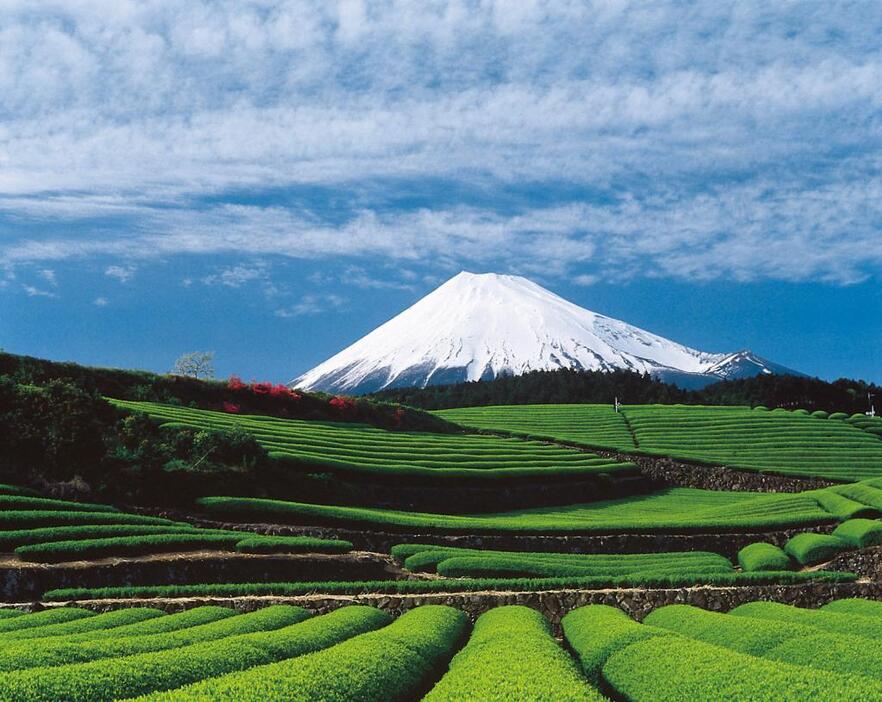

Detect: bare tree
171,351,215,380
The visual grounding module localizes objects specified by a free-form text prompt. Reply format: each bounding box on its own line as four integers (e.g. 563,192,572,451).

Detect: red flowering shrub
269,383,293,398
329,396,357,413
251,382,272,395
222,401,240,413
227,375,247,391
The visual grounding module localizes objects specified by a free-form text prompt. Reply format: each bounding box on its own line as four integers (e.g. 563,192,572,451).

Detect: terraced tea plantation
8,383,882,700
437,404,636,450
438,403,882,481
112,399,633,479
624,405,882,481
194,486,836,534
1,599,882,700
0,487,351,565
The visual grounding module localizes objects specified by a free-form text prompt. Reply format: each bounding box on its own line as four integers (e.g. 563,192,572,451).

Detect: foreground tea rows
2,599,882,700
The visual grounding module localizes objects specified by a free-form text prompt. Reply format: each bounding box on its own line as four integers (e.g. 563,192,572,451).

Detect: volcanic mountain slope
292,272,800,394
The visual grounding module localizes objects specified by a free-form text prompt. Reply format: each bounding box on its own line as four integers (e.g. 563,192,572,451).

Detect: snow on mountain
292,272,800,394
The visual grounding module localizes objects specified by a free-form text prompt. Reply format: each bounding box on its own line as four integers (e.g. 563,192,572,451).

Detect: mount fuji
292,272,801,394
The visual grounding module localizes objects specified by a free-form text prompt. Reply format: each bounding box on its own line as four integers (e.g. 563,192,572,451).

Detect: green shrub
829,412,849,420
562,605,674,684
832,519,882,548
602,634,882,701
423,606,602,701
0,511,178,529
15,534,248,562
0,495,118,513
196,489,834,535
133,605,467,702
731,601,882,640
793,409,810,416
0,608,93,633
810,490,878,520
0,525,207,550
0,611,21,621
784,532,850,565
0,608,162,641
811,411,830,419
737,542,790,572
43,569,856,602
644,605,800,656
764,631,882,681
823,598,882,617
0,608,324,702
0,605,306,672
753,405,770,411
234,536,352,554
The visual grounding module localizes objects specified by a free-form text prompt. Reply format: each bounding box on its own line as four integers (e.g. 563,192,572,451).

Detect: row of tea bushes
43,568,854,602
622,405,882,482
115,399,633,480
0,487,351,563
392,543,734,579
739,518,882,570
196,487,834,534
435,404,637,451
564,600,882,701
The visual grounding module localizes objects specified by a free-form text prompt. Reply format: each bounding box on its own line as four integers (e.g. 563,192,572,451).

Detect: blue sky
1,1,881,383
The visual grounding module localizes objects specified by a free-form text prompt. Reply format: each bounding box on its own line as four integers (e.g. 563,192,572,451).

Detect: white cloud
1,2,881,286
275,293,346,318
23,284,56,298
93,296,109,306
202,264,265,287
38,268,56,285
573,274,598,286
104,264,136,282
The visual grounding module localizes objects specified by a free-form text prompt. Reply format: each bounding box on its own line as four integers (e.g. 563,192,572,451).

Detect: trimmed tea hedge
0,511,180,530
644,605,800,656
621,404,882,481
233,536,353,554
43,569,855,602
396,544,733,579
114,399,633,480
731,601,882,640
0,608,162,641
436,404,637,451
0,608,94,633
784,533,850,566
831,518,882,548
0,606,391,702
737,542,791,572
196,487,834,535
133,605,467,702
0,606,307,672
562,605,675,684
14,533,353,563
823,598,882,617
0,525,208,550
603,633,882,701
423,606,602,701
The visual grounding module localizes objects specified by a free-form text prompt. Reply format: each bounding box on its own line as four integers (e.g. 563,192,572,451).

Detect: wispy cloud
275,294,346,319
93,296,109,307
1,2,881,286
38,269,56,286
104,265,136,283
22,284,56,298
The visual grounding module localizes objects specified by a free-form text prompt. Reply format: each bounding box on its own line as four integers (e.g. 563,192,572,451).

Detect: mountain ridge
292,271,801,394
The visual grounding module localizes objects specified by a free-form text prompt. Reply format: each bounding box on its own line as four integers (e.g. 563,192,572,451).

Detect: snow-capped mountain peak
292,271,799,394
